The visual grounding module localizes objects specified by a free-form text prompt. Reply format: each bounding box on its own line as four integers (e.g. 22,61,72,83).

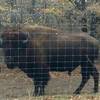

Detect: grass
6,94,100,100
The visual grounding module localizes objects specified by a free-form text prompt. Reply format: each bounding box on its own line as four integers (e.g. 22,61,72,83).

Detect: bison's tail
94,47,99,60
86,47,99,65
94,48,99,61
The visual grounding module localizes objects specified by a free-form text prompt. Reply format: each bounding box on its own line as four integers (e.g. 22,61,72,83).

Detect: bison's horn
23,39,28,43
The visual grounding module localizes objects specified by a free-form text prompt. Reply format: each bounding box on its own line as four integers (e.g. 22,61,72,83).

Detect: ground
0,63,100,100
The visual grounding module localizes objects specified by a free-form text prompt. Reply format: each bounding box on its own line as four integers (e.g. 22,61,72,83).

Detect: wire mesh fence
0,0,100,100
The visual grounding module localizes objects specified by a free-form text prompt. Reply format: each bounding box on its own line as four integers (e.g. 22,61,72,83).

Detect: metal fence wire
0,0,100,99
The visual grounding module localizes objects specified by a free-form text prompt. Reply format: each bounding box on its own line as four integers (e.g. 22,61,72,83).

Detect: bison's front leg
34,85,39,96
34,84,45,96
39,85,45,95
33,72,50,96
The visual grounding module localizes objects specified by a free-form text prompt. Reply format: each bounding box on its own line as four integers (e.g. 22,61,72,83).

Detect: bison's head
1,28,29,69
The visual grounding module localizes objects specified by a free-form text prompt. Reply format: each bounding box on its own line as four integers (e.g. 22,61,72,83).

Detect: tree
6,0,16,9
74,0,86,10
32,0,35,9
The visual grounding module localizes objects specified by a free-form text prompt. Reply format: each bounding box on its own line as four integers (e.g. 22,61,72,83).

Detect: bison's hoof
94,89,98,93
33,92,44,96
73,91,80,94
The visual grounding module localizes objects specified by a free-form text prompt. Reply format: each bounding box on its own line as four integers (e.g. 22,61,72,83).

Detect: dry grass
0,64,100,100
6,94,100,100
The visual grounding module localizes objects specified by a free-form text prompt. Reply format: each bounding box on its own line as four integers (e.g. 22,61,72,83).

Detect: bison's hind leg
74,61,92,94
83,59,99,93
73,67,90,94
90,66,99,93
74,60,99,94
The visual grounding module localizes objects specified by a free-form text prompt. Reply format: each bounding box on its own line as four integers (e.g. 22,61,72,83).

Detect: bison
1,25,99,96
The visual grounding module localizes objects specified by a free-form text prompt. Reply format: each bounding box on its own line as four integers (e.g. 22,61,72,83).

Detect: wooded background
0,0,100,37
